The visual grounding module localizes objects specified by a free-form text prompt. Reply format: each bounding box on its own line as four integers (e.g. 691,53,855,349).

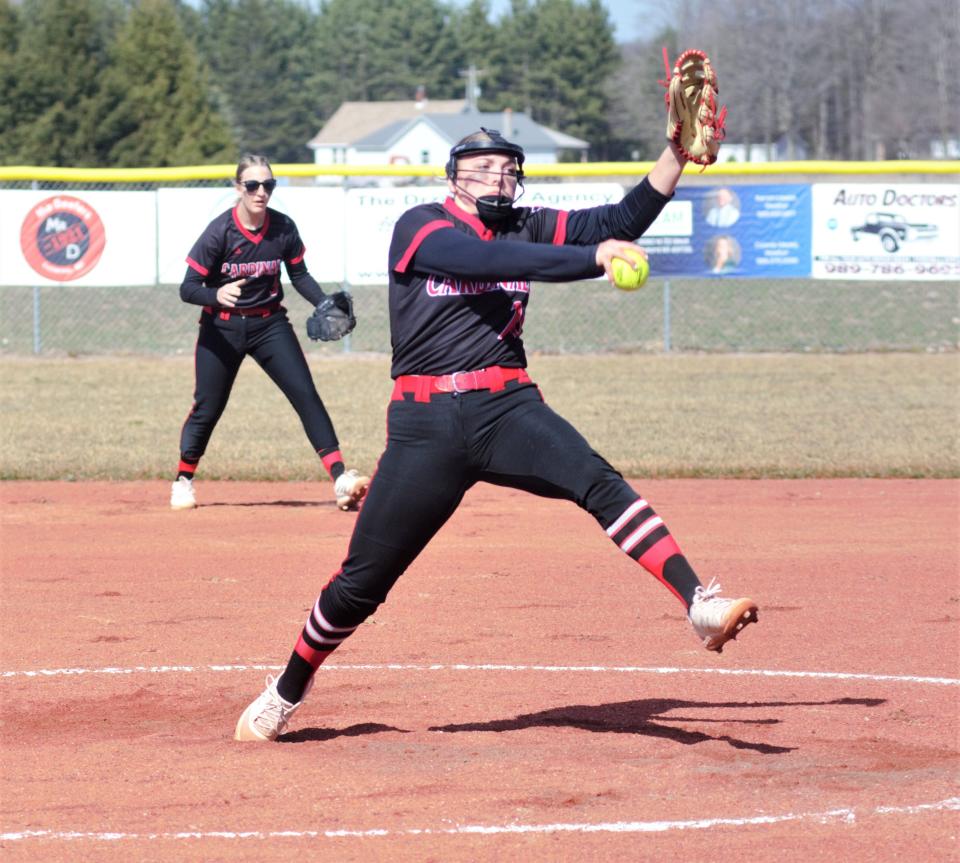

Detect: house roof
308,99,467,148
352,109,589,152
539,125,591,150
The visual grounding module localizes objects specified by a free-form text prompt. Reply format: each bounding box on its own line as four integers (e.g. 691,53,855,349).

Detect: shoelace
690,578,733,627
252,677,294,735
694,577,724,603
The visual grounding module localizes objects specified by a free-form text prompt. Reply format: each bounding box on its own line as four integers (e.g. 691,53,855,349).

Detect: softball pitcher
170,154,368,512
235,131,758,742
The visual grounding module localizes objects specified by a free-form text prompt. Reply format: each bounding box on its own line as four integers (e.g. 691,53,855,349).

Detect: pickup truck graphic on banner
850,211,938,253
813,184,959,280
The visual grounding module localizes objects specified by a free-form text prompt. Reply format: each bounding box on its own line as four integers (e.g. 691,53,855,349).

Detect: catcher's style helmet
446,128,526,229
445,127,526,181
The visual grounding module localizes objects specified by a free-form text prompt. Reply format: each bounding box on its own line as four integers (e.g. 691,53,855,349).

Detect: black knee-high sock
277,652,315,703
662,554,701,608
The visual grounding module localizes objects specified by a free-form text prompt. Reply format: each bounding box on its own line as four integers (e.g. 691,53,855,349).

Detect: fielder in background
170,154,368,512
236,52,757,743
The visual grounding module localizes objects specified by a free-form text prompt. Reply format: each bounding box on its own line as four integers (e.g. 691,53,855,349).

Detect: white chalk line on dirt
2,797,957,843
1,662,957,686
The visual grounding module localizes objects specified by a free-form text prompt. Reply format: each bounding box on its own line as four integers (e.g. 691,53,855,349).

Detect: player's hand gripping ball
612,248,650,291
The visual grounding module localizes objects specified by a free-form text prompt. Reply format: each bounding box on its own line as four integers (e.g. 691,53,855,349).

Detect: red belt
203,303,280,320
392,366,531,402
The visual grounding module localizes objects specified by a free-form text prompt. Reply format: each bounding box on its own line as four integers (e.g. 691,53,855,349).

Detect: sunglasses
240,179,277,194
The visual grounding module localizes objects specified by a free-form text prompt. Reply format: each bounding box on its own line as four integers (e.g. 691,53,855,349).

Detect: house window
421,150,430,164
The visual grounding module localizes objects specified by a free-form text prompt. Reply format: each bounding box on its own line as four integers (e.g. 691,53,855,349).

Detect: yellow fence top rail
1,160,957,183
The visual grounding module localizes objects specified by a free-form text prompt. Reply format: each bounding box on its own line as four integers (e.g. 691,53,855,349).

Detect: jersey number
497,300,525,341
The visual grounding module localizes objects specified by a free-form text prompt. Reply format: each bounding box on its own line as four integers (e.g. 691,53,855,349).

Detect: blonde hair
455,130,499,148
235,154,272,182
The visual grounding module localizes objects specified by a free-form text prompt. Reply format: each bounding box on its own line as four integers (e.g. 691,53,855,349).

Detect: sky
181,1,660,45
454,0,662,44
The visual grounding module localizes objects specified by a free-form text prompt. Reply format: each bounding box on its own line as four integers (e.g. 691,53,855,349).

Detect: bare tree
606,0,959,160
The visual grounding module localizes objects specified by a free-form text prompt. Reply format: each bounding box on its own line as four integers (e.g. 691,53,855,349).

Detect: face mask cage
446,129,526,229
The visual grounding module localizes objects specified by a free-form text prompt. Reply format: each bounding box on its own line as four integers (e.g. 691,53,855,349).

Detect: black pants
319,382,642,628
179,309,339,462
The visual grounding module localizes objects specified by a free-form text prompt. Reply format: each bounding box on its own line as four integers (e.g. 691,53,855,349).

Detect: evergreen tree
449,0,500,110
198,0,321,162
0,1,19,154
489,0,536,115
314,0,461,107
506,0,618,158
93,0,235,167
0,0,119,166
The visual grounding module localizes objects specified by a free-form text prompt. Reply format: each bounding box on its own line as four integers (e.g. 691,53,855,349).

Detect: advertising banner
343,183,625,285
4,181,957,288
0,190,156,286
811,183,960,280
640,184,812,278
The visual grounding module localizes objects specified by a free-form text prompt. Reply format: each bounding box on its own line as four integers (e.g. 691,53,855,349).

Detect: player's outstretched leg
605,499,759,651
478,393,760,653
687,578,758,652
235,675,314,742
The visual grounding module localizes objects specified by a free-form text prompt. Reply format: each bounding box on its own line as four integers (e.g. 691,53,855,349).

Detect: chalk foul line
2,797,957,843
1,663,956,686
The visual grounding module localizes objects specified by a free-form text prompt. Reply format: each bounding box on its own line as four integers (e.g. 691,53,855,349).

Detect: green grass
1,278,957,355
1,353,956,480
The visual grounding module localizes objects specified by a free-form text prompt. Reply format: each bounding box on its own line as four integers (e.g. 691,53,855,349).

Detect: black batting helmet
445,128,525,181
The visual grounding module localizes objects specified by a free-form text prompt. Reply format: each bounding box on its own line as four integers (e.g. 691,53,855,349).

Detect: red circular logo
20,195,106,282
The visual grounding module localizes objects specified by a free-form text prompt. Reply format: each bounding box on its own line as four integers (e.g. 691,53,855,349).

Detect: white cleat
688,578,758,653
234,675,312,742
170,476,197,510
334,468,369,511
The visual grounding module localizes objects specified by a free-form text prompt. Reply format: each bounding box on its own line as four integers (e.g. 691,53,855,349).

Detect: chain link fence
1,175,957,356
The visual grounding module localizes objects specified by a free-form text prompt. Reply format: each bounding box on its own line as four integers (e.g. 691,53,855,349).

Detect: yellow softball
611,248,650,291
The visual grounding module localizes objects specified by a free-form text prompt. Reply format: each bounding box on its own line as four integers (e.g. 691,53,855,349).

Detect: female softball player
235,132,758,742
170,154,368,512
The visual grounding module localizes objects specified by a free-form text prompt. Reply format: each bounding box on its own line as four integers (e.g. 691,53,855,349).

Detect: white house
307,95,467,168
348,108,588,168
307,102,589,184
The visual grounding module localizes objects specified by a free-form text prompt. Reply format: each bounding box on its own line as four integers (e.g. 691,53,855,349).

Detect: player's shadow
429,697,886,754
203,500,332,509
280,722,409,743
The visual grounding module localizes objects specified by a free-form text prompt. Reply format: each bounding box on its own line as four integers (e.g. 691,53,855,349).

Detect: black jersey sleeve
562,176,673,245
184,212,227,280
389,205,455,272
391,205,600,282
286,258,326,306
409,229,600,282
279,217,325,306
180,212,227,305
179,266,219,305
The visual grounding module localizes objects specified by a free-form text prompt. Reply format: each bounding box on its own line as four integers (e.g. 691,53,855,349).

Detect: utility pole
458,65,484,111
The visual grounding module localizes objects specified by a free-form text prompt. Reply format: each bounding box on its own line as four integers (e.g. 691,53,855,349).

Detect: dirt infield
1,479,957,862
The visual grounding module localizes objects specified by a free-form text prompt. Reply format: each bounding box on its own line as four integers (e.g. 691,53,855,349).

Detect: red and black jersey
387,178,671,377
388,197,597,376
181,206,322,310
